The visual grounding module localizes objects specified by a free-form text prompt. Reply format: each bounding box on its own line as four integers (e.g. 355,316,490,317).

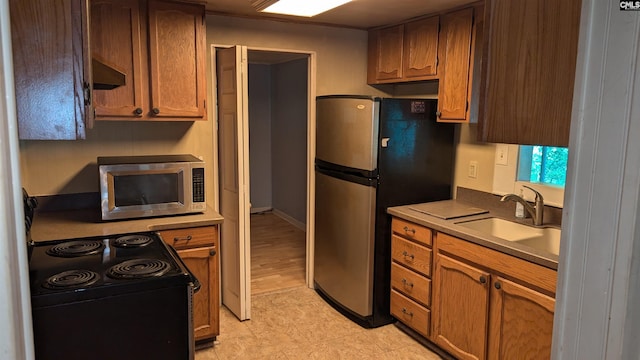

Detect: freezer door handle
315,165,377,187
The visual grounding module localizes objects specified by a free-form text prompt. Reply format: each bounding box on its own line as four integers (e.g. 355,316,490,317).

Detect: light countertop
31,206,224,242
388,200,559,270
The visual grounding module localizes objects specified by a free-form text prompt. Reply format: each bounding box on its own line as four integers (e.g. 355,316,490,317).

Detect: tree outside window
518,145,568,187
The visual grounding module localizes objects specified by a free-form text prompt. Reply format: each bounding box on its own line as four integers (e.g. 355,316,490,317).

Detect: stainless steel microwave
98,155,206,220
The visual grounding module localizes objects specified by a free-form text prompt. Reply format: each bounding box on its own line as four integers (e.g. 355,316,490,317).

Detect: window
517,146,569,187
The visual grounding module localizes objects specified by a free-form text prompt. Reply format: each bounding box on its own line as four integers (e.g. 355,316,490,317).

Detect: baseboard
272,209,305,231
250,207,272,214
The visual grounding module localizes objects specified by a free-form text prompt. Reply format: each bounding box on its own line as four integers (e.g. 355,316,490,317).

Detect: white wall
248,63,273,212
271,58,308,225
207,15,380,97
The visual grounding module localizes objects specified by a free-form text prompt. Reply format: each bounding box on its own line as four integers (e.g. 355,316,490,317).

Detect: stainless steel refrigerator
314,95,455,328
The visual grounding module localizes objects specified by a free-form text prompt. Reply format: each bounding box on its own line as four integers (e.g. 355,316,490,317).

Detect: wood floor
250,211,306,295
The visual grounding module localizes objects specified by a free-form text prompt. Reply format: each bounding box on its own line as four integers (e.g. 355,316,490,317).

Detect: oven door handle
167,245,201,293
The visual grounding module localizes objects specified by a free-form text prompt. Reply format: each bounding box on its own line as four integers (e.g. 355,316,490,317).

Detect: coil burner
46,241,104,257
107,259,171,279
112,234,153,248
42,270,100,289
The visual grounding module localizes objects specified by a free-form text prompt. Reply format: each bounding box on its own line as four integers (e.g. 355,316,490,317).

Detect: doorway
246,51,309,295
213,45,316,320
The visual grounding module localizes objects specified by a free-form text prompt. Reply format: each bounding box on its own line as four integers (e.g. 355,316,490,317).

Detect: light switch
468,161,478,178
496,144,509,165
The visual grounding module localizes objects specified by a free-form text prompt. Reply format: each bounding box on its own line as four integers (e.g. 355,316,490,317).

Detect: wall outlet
496,144,509,165
468,161,478,178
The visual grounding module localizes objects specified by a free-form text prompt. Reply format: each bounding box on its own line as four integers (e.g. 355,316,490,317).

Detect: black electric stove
28,231,198,360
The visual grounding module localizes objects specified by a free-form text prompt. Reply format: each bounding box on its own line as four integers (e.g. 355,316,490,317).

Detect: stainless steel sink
455,217,561,255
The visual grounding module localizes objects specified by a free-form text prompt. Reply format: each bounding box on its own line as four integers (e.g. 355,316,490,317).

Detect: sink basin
456,217,561,255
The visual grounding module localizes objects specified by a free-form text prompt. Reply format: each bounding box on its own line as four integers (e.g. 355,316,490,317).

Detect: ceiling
205,0,476,30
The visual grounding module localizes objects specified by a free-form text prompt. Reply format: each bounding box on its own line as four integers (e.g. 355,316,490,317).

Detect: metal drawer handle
401,278,414,288
403,226,416,235
401,308,414,317
209,249,216,256
402,251,415,260
174,235,192,242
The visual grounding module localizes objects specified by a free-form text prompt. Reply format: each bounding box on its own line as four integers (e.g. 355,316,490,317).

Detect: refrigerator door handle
315,166,378,188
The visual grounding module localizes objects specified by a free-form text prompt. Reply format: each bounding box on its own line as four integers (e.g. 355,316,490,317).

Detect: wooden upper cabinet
368,17,439,84
478,0,582,146
10,0,92,140
403,17,439,79
91,0,146,118
367,7,481,124
437,7,474,123
368,25,404,82
148,0,206,118
91,0,206,121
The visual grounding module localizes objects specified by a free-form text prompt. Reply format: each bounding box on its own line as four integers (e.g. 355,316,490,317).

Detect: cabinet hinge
83,82,91,106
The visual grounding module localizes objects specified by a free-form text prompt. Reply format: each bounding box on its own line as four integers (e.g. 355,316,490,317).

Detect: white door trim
210,44,317,289
0,0,36,356
553,1,640,358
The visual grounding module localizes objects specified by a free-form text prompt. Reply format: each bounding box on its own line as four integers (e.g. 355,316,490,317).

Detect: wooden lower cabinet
391,290,431,338
432,253,490,360
489,277,555,360
389,216,557,359
390,218,434,338
158,226,219,347
432,232,557,360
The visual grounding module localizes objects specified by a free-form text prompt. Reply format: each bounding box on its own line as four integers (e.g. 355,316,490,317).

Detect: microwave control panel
192,168,205,203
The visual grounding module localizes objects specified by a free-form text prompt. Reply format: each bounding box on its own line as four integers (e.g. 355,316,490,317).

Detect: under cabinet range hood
92,58,126,90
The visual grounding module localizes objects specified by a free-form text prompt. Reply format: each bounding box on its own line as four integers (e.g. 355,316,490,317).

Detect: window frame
492,144,565,208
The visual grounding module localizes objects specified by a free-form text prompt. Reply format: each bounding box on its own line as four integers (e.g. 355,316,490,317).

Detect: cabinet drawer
391,289,430,338
392,235,432,276
392,218,432,246
391,262,431,307
158,226,217,250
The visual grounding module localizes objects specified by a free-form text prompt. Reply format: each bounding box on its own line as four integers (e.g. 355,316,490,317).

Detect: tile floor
195,286,442,360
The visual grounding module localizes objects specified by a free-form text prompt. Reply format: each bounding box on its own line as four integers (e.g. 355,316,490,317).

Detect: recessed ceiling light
253,0,353,17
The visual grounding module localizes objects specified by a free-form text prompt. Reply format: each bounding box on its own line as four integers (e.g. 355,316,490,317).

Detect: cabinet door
403,16,439,79
432,253,490,360
10,0,91,140
148,0,206,119
488,277,554,360
368,25,404,83
437,7,473,122
91,0,147,118
178,246,219,342
478,0,581,146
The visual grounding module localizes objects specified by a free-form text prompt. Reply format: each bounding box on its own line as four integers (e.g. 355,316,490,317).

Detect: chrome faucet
500,185,545,226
